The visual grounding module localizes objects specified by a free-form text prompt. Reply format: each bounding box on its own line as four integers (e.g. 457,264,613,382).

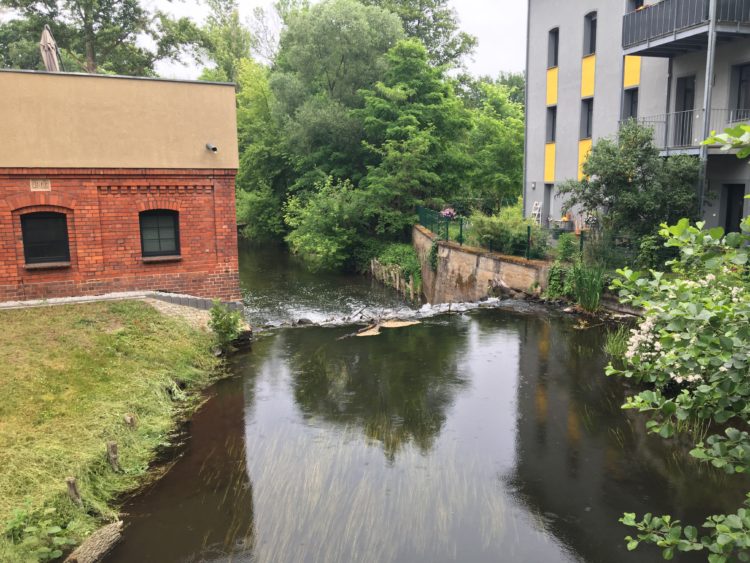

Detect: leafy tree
199,0,253,83
557,120,701,237
359,39,471,235
497,71,525,107
464,81,524,209
705,123,750,158
0,0,204,75
275,0,403,107
360,0,476,68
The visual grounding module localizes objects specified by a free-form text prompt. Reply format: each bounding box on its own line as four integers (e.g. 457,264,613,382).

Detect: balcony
629,108,750,152
622,0,750,56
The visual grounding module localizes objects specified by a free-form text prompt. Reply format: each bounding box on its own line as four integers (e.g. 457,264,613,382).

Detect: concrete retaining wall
413,225,550,304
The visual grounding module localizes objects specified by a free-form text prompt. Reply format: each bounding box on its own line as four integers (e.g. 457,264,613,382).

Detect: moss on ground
0,300,219,561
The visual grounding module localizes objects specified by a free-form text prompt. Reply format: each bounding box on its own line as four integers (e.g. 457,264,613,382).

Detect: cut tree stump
66,477,82,506
106,442,120,472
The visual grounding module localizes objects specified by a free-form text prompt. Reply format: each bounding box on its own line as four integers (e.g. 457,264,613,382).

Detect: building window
628,0,645,11
546,106,557,142
548,28,559,68
623,88,639,120
732,63,750,121
581,98,594,139
584,12,597,56
20,212,70,264
140,210,180,257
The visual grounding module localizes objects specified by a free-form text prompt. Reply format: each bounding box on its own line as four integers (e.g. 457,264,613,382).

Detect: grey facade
524,0,750,232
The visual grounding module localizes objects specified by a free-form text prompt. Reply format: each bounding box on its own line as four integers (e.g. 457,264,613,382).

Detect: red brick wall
0,169,241,301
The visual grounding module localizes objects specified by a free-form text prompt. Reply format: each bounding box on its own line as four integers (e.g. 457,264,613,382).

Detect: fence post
459,218,464,245
525,225,531,260
580,230,585,255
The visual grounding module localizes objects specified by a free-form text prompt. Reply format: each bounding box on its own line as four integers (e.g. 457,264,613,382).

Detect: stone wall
413,225,549,304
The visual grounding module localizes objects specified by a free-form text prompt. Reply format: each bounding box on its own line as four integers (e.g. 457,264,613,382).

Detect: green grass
0,300,219,561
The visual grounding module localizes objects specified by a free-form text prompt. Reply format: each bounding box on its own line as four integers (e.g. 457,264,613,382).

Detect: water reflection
107,310,748,563
107,378,255,563
289,323,469,460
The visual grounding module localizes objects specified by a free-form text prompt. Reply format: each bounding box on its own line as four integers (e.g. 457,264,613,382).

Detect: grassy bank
0,300,219,561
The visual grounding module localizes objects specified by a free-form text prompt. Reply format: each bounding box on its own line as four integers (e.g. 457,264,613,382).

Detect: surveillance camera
206,143,219,153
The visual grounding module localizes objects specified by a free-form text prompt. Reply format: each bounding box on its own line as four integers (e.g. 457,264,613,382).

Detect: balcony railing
627,108,750,150
623,0,750,49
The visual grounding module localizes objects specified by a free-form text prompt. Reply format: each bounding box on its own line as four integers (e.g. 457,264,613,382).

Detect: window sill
24,261,71,270
142,256,182,264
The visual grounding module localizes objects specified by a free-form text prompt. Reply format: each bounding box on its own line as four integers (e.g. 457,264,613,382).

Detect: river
107,244,744,563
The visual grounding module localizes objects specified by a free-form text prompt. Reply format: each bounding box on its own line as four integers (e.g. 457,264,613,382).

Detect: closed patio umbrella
39,25,62,72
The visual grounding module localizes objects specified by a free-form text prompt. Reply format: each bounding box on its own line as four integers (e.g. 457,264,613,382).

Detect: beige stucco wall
0,70,239,169
413,226,549,304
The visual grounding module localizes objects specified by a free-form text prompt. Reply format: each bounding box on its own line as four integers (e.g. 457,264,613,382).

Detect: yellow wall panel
578,139,593,180
544,143,556,183
546,67,558,106
623,56,642,89
581,55,596,99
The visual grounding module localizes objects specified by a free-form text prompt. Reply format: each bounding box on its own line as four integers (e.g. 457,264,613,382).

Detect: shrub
377,243,422,287
557,232,579,262
603,326,629,358
610,214,750,560
429,239,440,272
571,261,604,312
545,261,571,300
208,301,243,349
236,184,285,242
468,199,548,259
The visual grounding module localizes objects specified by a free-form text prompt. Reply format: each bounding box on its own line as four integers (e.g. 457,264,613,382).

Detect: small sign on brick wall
30,179,51,192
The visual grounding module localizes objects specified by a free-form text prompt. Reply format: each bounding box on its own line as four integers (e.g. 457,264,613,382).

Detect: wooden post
123,414,137,428
107,442,121,472
66,477,82,506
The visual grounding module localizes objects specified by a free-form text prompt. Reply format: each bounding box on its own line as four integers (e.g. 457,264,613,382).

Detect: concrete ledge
0,290,244,312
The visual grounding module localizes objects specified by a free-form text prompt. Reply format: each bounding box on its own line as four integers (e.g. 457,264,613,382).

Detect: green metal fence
417,207,465,245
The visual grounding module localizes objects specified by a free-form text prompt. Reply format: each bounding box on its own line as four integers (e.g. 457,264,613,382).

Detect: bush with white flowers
608,214,750,562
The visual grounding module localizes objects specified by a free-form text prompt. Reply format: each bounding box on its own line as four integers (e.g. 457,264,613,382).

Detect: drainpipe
665,57,673,150
698,0,718,215
522,0,531,219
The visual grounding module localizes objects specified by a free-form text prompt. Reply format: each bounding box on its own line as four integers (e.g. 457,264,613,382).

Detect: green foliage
208,301,243,349
545,261,572,300
570,261,604,312
557,233,579,263
609,212,750,560
377,243,422,286
603,326,629,359
0,0,204,74
704,124,750,159
429,239,440,272
284,177,364,271
359,0,476,68
557,121,700,238
4,507,78,562
199,0,253,83
467,199,548,259
236,184,285,241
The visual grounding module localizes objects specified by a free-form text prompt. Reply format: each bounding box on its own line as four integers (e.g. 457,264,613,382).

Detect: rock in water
64,522,123,563
296,318,313,326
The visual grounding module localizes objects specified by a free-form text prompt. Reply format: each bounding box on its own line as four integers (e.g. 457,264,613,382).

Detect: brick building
0,70,241,302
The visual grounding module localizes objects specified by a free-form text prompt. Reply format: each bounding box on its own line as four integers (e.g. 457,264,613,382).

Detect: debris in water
356,325,381,337
356,320,421,337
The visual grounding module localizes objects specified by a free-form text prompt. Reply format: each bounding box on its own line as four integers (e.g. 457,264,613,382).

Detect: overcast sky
152,0,528,79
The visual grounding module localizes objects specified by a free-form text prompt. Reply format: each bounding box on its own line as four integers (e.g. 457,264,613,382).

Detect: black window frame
546,106,558,143
623,87,639,120
20,211,71,265
584,12,597,56
548,27,559,68
734,63,750,121
580,98,594,139
628,0,645,11
139,209,181,258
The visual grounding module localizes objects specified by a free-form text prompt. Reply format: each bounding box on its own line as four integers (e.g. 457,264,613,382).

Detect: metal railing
623,0,750,49
626,108,749,150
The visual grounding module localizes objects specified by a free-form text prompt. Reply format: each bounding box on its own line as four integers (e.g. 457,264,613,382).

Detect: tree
497,71,525,107
360,0,476,68
0,0,203,75
557,120,701,237
199,0,253,83
358,39,471,235
275,0,403,107
464,81,524,209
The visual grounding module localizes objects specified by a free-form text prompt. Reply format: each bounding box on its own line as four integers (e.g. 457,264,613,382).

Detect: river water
107,244,744,563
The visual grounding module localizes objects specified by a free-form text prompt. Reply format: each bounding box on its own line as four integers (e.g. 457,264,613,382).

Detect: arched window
139,210,180,257
584,12,597,56
20,211,70,264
